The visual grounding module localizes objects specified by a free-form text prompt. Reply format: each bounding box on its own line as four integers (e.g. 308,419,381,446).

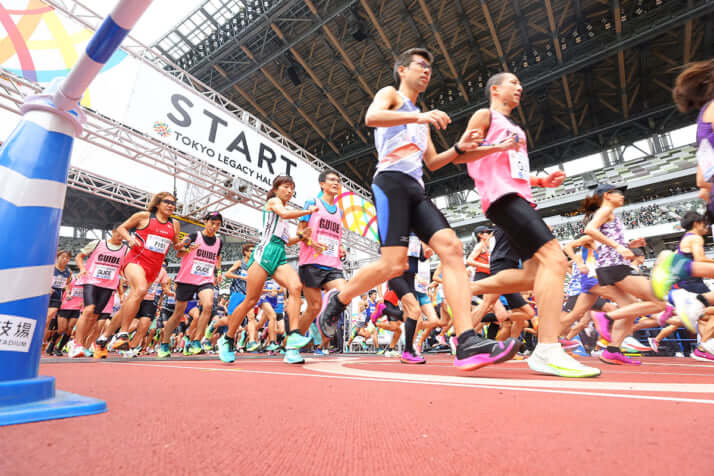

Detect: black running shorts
486,194,554,261
83,284,114,313
98,313,111,321
58,309,80,319
372,171,450,247
388,272,416,299
175,282,214,302
137,299,157,319
595,265,632,286
298,264,344,289
677,277,710,294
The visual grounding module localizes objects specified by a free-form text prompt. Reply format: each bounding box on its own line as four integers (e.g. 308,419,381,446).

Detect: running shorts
249,236,287,277
98,313,111,321
472,271,490,281
415,291,431,306
596,265,632,286
137,299,157,319
677,277,710,294
228,292,246,314
83,284,114,312
123,248,163,283
502,292,527,309
58,309,80,319
298,264,344,288
592,297,609,311
275,312,284,321
175,282,214,302
388,272,416,299
48,295,62,309
371,171,449,247
579,275,599,294
563,294,579,312
486,193,554,261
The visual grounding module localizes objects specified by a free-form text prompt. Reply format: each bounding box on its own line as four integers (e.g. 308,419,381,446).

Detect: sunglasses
161,199,177,206
411,60,432,71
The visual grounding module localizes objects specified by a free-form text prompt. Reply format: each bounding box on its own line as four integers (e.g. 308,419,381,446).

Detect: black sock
405,317,417,354
46,334,58,353
696,294,709,307
458,329,476,344
606,346,620,354
56,333,69,352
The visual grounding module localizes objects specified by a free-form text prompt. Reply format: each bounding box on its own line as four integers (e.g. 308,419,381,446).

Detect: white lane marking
121,362,714,405
0,265,54,303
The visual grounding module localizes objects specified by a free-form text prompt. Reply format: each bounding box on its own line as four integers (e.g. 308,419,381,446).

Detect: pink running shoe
691,348,714,362
647,337,659,353
592,312,612,342
558,338,580,350
599,349,641,365
657,305,674,327
400,351,426,364
370,303,385,324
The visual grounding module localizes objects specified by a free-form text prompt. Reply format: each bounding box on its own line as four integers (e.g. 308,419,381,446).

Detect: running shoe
453,335,520,371
157,343,171,359
204,324,215,340
647,337,660,353
527,344,602,377
621,336,652,353
190,341,204,355
657,305,674,327
400,351,426,364
237,331,247,349
246,341,259,352
69,342,86,359
384,348,399,357
701,338,714,355
266,342,279,352
599,349,641,365
218,335,235,363
112,335,130,351
283,348,305,364
651,250,692,300
592,311,612,342
691,348,714,362
670,288,704,333
317,289,345,339
93,344,108,359
201,340,212,352
120,348,140,358
360,342,368,351
558,338,580,350
182,345,191,356
314,349,326,356
376,348,385,355
370,303,385,324
285,332,311,351
449,336,457,356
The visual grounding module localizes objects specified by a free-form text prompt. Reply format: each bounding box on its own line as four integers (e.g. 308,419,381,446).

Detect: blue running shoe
286,331,311,350
246,340,260,352
157,342,171,359
283,348,305,364
218,335,236,363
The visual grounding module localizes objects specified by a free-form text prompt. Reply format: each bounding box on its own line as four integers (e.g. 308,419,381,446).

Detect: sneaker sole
317,289,339,339
528,361,602,378
592,313,612,342
400,357,426,364
453,339,519,371
651,250,675,300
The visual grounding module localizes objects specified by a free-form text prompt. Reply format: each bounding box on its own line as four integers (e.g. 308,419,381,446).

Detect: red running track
2,354,713,475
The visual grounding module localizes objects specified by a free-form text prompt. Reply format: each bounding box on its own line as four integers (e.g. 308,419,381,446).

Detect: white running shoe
622,336,651,353
701,338,714,355
527,344,601,378
647,337,659,353
670,289,704,333
384,349,399,357
68,341,85,359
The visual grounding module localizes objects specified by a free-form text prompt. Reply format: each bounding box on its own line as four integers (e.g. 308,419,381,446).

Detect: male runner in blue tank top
317,48,520,370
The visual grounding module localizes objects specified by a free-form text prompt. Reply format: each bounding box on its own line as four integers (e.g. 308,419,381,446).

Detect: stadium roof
155,0,713,197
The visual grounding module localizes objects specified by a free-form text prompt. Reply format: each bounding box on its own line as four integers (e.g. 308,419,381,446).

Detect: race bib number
70,286,83,298
407,235,421,258
51,276,67,289
93,265,117,281
508,149,530,181
144,234,171,253
318,234,339,258
191,260,214,277
697,139,714,182
415,260,430,294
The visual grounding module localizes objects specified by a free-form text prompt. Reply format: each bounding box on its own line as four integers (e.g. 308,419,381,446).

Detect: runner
70,224,129,358
317,48,518,371
53,275,83,356
218,176,318,363
294,169,347,363
457,72,600,377
159,212,223,358
123,265,171,357
95,192,181,353
44,250,72,355
347,293,379,351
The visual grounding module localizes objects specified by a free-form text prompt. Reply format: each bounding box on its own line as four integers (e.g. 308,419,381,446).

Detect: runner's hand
127,236,140,248
309,205,319,214
457,129,484,152
616,245,634,260
416,110,451,130
495,134,518,152
542,170,566,188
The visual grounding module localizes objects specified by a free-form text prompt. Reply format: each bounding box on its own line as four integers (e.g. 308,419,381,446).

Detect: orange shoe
93,345,108,359
111,336,130,351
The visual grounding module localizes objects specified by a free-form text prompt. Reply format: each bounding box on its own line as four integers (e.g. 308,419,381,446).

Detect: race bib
407,235,421,258
508,149,530,181
93,265,117,281
414,260,430,294
70,286,83,298
144,234,171,253
697,139,714,182
318,234,339,258
190,260,214,277
51,275,67,289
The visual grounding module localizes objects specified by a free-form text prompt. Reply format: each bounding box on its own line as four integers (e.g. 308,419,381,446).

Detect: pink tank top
144,268,169,301
176,233,221,286
298,197,343,270
467,109,533,213
60,278,84,311
82,240,128,289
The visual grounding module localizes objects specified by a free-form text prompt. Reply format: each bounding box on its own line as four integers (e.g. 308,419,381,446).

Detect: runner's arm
268,198,317,220
117,212,149,247
691,235,714,263
224,261,241,280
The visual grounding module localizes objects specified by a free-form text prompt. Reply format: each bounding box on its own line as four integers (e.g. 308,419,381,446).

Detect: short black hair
485,72,511,101
319,169,339,183
681,210,706,230
368,289,377,296
393,48,434,84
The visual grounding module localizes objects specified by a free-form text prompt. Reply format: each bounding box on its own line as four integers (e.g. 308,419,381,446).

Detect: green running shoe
204,324,215,340
190,341,204,355
285,332,311,350
157,343,171,359
283,348,305,364
218,335,235,363
651,250,692,300
183,345,191,356
266,342,279,352
246,341,260,352
237,331,247,349
201,339,212,352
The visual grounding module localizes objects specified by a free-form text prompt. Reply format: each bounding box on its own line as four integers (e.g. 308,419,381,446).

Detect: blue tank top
678,232,696,260
367,299,377,319
230,261,249,295
374,92,429,187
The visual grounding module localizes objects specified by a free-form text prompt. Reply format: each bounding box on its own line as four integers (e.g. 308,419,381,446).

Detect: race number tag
318,235,339,258
70,286,83,298
93,265,116,281
414,260,430,294
191,261,214,277
508,149,530,181
144,234,171,253
697,139,714,182
407,235,421,258
51,276,67,289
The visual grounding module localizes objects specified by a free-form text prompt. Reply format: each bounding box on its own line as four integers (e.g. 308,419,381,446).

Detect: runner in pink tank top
459,72,600,378
52,276,82,356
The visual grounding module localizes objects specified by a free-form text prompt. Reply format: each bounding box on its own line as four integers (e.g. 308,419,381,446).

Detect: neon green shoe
651,250,692,300
157,343,171,359
204,324,215,340
527,345,601,378
190,341,204,355
246,341,259,352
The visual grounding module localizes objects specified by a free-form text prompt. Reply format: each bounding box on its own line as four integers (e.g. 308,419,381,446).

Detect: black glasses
161,199,177,206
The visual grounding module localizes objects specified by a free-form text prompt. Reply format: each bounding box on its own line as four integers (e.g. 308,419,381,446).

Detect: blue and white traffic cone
0,0,153,426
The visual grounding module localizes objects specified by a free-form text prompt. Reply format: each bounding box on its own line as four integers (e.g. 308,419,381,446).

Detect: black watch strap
453,143,465,155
